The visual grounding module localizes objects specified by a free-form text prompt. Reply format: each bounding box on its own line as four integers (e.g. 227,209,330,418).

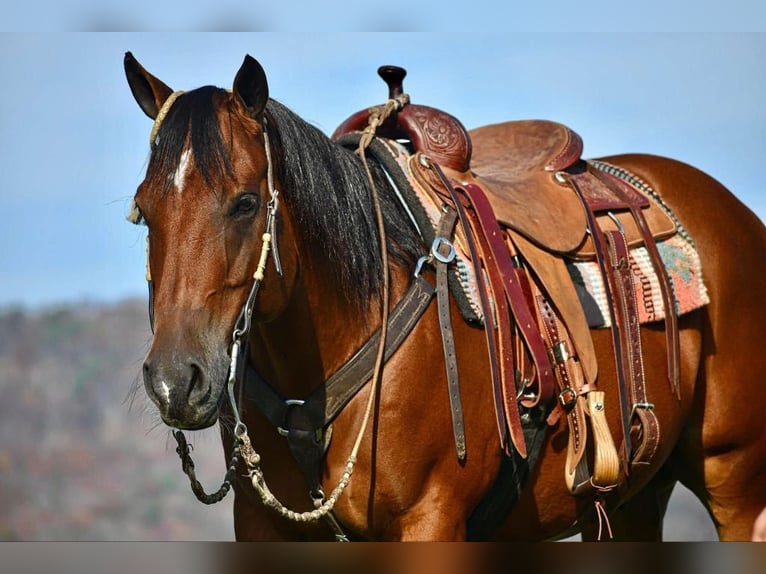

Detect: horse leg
392,496,467,541
680,204,766,540
674,337,766,541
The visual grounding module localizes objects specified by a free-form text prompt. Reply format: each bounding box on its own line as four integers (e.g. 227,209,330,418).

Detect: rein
168,98,410,540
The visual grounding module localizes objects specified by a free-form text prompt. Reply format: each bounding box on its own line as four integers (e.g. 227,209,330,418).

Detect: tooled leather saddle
333,66,682,496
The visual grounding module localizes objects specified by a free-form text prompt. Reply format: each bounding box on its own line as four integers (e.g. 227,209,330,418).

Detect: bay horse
124,51,766,541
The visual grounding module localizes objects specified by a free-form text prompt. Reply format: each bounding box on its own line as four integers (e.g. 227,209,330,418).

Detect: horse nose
142,354,211,423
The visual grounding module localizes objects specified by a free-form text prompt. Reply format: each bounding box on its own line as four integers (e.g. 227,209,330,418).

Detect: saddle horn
378,65,407,99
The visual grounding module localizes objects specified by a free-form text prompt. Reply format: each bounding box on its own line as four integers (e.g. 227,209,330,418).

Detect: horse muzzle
142,351,225,430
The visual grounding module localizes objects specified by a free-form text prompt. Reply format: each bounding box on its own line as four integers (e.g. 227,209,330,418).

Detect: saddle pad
567,233,710,328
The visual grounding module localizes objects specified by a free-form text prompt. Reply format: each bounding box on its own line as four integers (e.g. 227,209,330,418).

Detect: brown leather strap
593,169,680,398
246,275,436,437
566,172,634,475
459,182,557,409
431,205,467,460
440,176,561,457
428,166,515,455
605,229,659,466
507,240,552,409
244,274,436,504
536,292,591,492
566,170,662,471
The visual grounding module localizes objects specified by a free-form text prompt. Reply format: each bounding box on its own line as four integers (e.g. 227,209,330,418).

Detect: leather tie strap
430,205,467,460
592,169,680,398
458,182,557,407
605,229,659,467
565,170,661,472
565,171,633,475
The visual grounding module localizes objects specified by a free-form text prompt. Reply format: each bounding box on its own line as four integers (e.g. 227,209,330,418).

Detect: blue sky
1,33,764,308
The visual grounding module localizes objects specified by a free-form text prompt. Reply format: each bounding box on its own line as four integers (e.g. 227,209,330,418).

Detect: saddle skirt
468,120,679,258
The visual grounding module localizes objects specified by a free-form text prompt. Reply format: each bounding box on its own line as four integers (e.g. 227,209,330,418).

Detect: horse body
124,53,766,541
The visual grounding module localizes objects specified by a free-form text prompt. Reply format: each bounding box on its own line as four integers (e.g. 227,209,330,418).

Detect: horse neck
248,257,411,400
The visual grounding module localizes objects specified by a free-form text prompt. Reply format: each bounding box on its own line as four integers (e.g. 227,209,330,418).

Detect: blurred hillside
0,300,233,540
0,300,715,541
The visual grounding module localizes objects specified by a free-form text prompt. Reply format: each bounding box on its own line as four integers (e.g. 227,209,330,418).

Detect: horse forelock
145,86,235,198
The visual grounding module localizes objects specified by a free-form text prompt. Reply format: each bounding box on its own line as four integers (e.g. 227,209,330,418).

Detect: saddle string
358,94,410,151
594,497,614,540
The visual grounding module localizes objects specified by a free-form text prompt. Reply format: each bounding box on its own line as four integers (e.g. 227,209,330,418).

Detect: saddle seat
465,120,588,254
464,121,678,257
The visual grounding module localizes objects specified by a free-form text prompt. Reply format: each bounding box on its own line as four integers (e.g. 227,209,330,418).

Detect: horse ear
124,51,174,120
233,55,269,121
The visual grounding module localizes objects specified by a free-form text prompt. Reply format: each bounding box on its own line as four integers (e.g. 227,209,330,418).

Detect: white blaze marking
173,149,192,191
160,381,171,403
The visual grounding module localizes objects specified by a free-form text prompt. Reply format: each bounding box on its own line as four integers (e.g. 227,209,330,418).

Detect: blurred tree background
0,300,233,540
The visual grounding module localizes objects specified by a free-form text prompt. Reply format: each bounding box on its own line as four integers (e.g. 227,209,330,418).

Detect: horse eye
231,194,260,217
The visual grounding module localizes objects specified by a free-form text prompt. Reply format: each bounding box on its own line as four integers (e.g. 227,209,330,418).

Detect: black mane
147,87,423,310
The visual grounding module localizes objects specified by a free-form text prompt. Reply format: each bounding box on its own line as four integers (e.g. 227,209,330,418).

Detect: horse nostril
190,362,202,386
187,362,209,401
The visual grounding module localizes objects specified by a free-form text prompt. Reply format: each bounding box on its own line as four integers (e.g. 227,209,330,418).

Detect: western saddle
332,66,681,497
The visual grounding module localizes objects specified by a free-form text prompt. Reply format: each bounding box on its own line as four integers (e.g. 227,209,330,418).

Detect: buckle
277,399,306,437
551,341,571,365
630,402,655,419
558,387,577,411
431,236,456,264
414,236,456,278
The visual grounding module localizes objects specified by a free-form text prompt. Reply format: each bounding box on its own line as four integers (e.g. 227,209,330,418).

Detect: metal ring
431,236,456,264
277,399,307,437
233,421,248,438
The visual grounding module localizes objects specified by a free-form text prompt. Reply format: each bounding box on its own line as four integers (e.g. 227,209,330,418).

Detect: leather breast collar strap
245,274,435,497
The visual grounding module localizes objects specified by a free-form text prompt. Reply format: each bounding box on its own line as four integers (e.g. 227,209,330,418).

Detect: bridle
158,116,286,508
144,98,408,540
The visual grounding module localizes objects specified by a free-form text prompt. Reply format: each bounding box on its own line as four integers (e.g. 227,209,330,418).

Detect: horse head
125,53,298,430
